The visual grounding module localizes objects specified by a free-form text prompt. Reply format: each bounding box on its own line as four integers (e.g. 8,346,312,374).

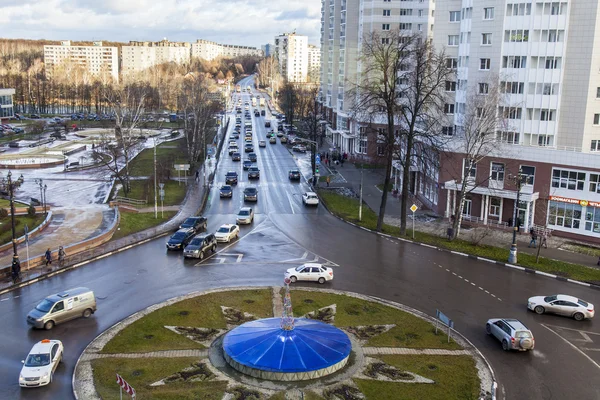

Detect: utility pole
359,167,364,221
153,139,157,218
508,167,524,264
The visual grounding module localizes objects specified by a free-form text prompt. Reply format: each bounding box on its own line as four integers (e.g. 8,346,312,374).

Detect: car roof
220,224,235,228
556,294,580,302
240,207,252,212
502,318,529,330
227,171,237,174
176,228,193,233
301,263,323,268
30,339,61,353
48,287,92,301
305,191,317,196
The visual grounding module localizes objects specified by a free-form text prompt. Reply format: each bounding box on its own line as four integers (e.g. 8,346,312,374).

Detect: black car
248,152,257,162
220,185,233,198
244,144,254,153
232,152,241,161
289,169,301,180
226,171,238,184
265,121,271,128
261,110,266,116
166,228,195,251
179,216,208,233
248,167,260,179
29,114,40,119
278,124,284,131
243,160,252,170
244,187,258,202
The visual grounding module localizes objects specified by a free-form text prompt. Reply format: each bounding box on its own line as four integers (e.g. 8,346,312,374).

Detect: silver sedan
528,294,594,321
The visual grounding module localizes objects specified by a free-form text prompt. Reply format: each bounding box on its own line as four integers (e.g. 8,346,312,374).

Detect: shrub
27,205,36,217
0,208,8,220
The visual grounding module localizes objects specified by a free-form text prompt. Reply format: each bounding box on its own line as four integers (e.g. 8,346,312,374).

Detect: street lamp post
5,171,25,273
508,167,524,264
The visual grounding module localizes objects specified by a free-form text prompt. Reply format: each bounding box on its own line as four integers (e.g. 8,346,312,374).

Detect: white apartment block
0,88,15,120
274,33,309,83
319,0,435,156
121,40,190,74
191,39,263,61
43,41,119,82
307,44,321,83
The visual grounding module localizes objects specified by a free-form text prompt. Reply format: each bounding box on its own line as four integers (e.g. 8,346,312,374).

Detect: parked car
243,160,252,170
26,287,96,330
485,318,535,351
225,171,238,184
527,294,594,320
285,263,333,284
261,110,266,116
289,169,301,181
220,185,233,198
248,167,260,179
302,192,319,206
280,136,288,143
183,233,217,259
29,114,40,119
244,187,258,202
248,153,257,162
293,145,307,153
236,207,255,224
215,224,240,243
179,216,207,233
166,228,195,251
265,121,271,128
19,339,63,388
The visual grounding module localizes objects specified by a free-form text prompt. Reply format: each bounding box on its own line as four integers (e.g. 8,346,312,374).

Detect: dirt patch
365,362,414,381
222,307,256,325
323,384,364,400
244,299,255,304
305,306,335,323
174,326,219,342
144,334,154,340
395,332,420,345
179,310,190,316
131,370,143,377
345,325,393,341
164,362,214,383
304,299,314,304
230,386,264,400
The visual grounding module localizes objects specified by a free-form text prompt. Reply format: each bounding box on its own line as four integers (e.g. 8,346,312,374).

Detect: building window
446,58,458,69
484,7,495,20
442,126,454,136
491,162,505,182
400,9,412,16
520,165,535,186
400,23,412,30
594,114,600,125
377,145,385,156
545,57,559,69
448,35,459,46
552,169,586,191
503,56,527,68
590,174,600,193
506,3,532,16
480,58,491,70
445,81,457,92
463,159,477,179
540,109,555,121
501,81,524,94
478,83,489,95
383,9,391,16
538,135,552,146
481,33,492,45
504,29,529,42
497,131,520,144
592,140,600,152
449,11,461,22
548,201,582,229
444,103,455,114
585,206,600,233
489,197,501,217
382,24,390,31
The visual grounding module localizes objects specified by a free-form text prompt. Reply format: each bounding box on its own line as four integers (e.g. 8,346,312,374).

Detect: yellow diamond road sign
410,204,418,213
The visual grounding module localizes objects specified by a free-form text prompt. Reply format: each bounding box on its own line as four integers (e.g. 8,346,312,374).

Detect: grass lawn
101,289,273,353
304,392,325,400
92,357,227,400
355,355,480,400
290,290,462,349
319,190,600,284
0,214,46,246
118,180,186,206
0,199,28,208
111,211,177,241
129,139,189,176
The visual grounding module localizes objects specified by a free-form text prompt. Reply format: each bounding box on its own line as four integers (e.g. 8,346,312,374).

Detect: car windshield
544,295,558,303
35,299,55,313
25,353,51,367
172,233,185,240
221,186,230,191
295,266,305,272
183,218,196,225
239,210,250,216
189,238,202,246
217,227,230,233
245,189,256,194
515,331,532,338
577,299,589,307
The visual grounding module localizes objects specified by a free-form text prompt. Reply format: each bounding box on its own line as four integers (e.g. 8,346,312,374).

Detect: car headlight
42,373,48,380
19,374,24,381
194,250,199,253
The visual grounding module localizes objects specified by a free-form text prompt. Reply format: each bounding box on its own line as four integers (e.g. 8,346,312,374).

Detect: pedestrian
326,152,329,160
597,255,600,266
45,248,52,266
340,158,344,167
11,259,20,284
528,227,537,248
195,170,200,182
58,246,66,268
541,231,548,249
326,176,330,187
516,217,522,233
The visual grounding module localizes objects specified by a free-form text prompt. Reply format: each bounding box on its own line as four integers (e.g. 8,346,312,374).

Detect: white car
528,294,595,321
302,192,319,206
215,224,240,243
285,263,333,284
19,339,63,387
236,207,254,225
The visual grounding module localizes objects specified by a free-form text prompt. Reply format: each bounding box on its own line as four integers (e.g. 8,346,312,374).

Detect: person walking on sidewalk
45,248,52,267
11,259,21,284
540,231,548,249
326,176,330,187
58,246,66,268
528,227,537,248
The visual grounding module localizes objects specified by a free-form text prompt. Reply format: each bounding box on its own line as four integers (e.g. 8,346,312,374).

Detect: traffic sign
410,204,418,213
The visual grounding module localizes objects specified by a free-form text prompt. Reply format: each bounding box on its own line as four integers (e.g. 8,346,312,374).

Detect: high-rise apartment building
121,39,191,74
191,39,263,61
274,33,309,83
307,44,321,83
262,43,274,57
319,0,435,155
43,41,119,82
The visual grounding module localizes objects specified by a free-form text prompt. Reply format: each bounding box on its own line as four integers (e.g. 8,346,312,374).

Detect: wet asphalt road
1,77,599,400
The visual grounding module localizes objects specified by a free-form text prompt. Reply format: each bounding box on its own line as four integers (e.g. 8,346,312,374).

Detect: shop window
548,201,582,229
590,174,600,193
585,206,600,233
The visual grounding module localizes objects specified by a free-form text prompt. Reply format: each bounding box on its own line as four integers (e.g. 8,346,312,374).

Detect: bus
251,97,257,107
236,84,241,93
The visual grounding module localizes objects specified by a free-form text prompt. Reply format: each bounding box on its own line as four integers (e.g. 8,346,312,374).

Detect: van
27,287,96,330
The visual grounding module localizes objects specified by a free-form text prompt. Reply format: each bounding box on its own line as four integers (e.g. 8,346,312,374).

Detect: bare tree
448,80,506,239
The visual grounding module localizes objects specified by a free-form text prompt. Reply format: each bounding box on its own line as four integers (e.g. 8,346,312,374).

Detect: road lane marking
541,324,600,371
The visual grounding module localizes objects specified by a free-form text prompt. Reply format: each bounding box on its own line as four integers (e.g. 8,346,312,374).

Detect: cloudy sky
0,0,322,47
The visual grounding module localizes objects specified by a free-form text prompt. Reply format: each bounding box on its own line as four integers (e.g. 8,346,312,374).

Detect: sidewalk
316,138,600,270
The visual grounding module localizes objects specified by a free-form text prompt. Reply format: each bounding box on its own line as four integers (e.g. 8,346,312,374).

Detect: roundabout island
74,285,493,400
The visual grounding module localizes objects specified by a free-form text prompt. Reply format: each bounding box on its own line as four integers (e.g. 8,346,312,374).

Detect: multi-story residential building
307,44,321,83
319,0,435,157
43,41,119,82
121,39,191,74
191,39,263,61
262,43,274,57
274,32,309,83
0,88,15,121
427,1,600,241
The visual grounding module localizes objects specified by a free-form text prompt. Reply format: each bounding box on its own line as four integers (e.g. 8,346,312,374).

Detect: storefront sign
549,196,600,208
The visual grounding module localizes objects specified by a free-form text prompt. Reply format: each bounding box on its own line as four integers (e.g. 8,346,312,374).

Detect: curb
317,194,600,292
73,286,496,400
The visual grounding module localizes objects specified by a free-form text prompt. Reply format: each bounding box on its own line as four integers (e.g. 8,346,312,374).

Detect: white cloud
0,0,321,46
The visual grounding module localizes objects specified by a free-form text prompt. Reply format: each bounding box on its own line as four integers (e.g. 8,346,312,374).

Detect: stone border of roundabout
73,286,496,400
